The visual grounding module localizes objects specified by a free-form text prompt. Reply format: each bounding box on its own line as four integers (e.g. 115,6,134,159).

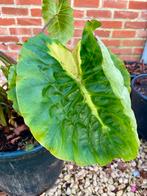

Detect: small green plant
7,18,139,166
0,52,17,127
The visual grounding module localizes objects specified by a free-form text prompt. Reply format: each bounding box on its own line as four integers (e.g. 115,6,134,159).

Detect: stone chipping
42,140,147,196
0,140,146,196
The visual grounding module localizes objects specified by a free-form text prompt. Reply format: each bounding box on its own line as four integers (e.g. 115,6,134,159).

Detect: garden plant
7,0,139,166
0,0,141,195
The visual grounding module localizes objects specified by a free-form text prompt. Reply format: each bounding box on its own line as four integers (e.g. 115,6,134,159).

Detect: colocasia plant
7,0,139,166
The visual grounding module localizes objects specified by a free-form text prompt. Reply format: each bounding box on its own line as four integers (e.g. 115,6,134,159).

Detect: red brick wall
0,0,147,61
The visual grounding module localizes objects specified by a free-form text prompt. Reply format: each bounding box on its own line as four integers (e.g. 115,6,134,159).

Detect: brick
122,40,145,47
103,0,127,9
8,44,21,50
102,39,121,47
129,1,147,10
0,44,8,50
22,36,31,42
114,11,138,19
0,28,9,35
74,0,99,8
10,28,32,35
133,48,144,55
16,0,41,5
74,20,86,28
87,10,112,18
73,38,80,46
67,39,73,48
0,18,15,25
32,28,42,34
2,7,28,16
141,11,147,20
74,29,83,37
17,18,42,26
0,36,19,42
101,21,122,28
5,52,18,60
119,55,139,61
125,22,147,29
74,10,85,18
112,30,135,38
95,30,110,37
0,0,13,4
136,30,147,38
110,48,132,55
31,8,42,17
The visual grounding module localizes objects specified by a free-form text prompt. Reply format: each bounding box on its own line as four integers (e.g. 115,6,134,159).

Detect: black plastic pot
131,74,147,140
130,74,137,80
0,145,63,196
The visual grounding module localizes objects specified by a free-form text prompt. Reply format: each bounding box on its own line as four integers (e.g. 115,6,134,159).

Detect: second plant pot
0,145,63,196
131,74,147,140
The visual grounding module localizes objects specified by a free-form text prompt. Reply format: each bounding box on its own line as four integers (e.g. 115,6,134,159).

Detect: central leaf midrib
80,83,108,132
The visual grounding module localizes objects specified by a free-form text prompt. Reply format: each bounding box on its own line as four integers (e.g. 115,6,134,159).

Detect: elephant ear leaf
110,52,131,92
42,0,74,44
8,20,139,166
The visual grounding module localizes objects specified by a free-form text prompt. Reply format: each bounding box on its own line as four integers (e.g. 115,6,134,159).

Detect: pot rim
0,144,43,159
131,73,147,101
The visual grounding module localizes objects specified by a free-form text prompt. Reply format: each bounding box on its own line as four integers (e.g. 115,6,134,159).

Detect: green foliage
7,65,20,114
0,65,9,79
0,86,8,126
8,20,139,166
42,0,74,44
110,52,131,92
0,52,17,127
0,79,13,127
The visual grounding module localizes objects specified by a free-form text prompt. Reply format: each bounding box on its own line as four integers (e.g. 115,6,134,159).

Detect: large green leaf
8,20,139,166
110,52,131,92
42,0,74,44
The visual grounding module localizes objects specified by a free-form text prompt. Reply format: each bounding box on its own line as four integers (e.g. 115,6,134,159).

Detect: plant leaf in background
7,65,20,114
0,106,7,126
0,65,9,79
8,20,139,166
0,52,17,127
42,0,74,44
0,87,7,126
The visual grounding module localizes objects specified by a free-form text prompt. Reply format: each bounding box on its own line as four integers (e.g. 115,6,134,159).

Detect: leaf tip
85,20,101,31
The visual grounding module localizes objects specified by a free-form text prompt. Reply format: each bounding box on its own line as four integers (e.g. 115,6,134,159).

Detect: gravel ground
42,140,147,196
0,141,146,196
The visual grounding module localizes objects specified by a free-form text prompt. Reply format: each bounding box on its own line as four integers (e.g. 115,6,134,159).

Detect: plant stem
42,16,56,32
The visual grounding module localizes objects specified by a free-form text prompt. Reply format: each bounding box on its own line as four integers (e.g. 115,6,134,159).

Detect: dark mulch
0,116,39,152
124,61,147,76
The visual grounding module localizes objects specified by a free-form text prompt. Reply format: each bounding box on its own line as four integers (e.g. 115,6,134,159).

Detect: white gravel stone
101,193,107,196
116,190,123,196
127,193,135,196
131,161,136,167
98,189,104,194
118,178,123,183
109,192,116,196
66,187,71,195
108,185,115,191
124,178,129,184
64,174,71,181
